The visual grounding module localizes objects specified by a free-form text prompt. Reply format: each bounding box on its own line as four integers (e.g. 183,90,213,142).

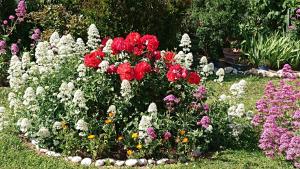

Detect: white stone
81,158,92,166
53,153,61,157
31,139,39,145
125,159,138,167
67,156,73,161
46,151,56,156
39,149,48,153
71,156,82,163
224,67,234,74
232,69,238,74
115,160,125,166
95,159,105,167
157,158,169,165
138,159,148,166
148,159,156,165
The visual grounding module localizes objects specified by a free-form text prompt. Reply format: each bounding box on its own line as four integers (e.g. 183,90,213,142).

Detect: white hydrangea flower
87,24,101,50
174,51,185,66
99,60,109,73
179,33,191,52
36,86,45,96
75,119,88,131
37,127,50,138
17,118,31,133
75,38,87,55
21,52,31,69
184,53,193,70
120,80,132,98
103,39,113,54
200,56,208,66
49,31,60,48
73,89,87,109
53,121,62,130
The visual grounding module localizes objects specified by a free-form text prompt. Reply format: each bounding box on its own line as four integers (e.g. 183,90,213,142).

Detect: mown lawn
0,75,293,169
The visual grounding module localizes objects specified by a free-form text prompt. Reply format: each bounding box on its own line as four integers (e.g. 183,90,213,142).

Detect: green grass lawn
0,75,293,169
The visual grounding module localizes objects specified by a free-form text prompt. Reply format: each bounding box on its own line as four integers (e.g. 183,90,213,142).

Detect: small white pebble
81,158,92,166
71,156,82,163
95,159,105,167
115,160,125,166
125,159,138,167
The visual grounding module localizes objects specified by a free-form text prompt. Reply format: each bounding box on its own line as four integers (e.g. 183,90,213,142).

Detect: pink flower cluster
253,66,300,167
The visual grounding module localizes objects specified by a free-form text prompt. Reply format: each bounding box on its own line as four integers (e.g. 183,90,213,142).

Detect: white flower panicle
174,51,185,66
23,87,36,106
57,34,74,56
230,80,247,97
57,82,75,102
77,64,87,80
138,115,152,139
200,56,208,66
103,39,113,54
73,89,87,109
8,55,23,89
179,33,191,53
49,31,60,48
21,52,31,69
219,94,231,101
99,60,109,73
147,102,158,122
37,127,50,138
36,86,45,96
215,68,225,82
184,53,193,70
75,38,87,55
87,24,101,50
35,41,50,65
53,121,62,130
75,119,88,131
228,103,245,118
120,80,132,98
17,118,31,133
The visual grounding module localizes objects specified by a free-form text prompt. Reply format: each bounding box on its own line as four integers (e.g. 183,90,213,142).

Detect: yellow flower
88,134,95,140
136,143,142,149
131,132,138,139
179,130,186,135
108,112,115,118
127,149,133,156
182,137,189,143
117,136,124,142
105,119,112,124
61,121,68,129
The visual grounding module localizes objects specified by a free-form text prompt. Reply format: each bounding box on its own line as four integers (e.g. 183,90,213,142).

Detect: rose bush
7,24,252,161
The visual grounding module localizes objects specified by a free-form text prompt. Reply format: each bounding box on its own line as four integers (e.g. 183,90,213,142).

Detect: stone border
30,139,177,167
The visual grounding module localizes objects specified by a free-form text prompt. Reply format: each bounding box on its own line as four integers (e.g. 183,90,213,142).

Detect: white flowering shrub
7,26,251,160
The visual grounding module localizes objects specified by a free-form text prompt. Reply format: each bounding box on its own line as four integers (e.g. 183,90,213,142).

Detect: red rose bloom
101,36,110,46
116,62,134,81
134,61,151,80
141,35,159,52
84,50,104,68
187,72,201,85
166,64,188,82
164,51,175,63
107,64,117,74
111,37,125,54
124,32,141,52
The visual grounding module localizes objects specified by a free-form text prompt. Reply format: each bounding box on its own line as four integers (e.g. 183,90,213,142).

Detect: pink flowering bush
253,64,300,168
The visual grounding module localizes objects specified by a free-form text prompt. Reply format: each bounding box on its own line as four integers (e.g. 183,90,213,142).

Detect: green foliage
0,0,16,20
242,32,300,69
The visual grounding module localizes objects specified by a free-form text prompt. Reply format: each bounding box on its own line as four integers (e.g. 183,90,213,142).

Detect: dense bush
8,25,252,160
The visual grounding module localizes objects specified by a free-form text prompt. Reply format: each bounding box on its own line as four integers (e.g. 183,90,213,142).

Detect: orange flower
105,119,112,124
179,130,186,135
127,149,133,156
182,137,189,143
108,112,115,118
88,134,95,140
117,136,124,142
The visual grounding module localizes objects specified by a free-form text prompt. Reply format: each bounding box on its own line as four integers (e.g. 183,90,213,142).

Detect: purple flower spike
11,43,19,55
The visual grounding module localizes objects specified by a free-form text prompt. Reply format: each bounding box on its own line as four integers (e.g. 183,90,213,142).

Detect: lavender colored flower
282,64,296,79
0,40,6,54
15,0,27,22
293,110,300,119
147,127,157,140
163,94,180,103
197,116,211,129
203,104,209,112
11,43,19,55
30,29,41,42
296,8,300,14
163,131,172,141
193,85,207,100
251,114,261,126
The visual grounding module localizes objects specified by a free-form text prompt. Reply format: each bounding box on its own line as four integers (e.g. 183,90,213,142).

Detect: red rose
107,64,117,74
166,64,188,82
133,45,144,56
101,36,110,47
84,50,104,68
187,72,201,85
116,62,134,81
134,61,151,80
164,51,175,63
124,32,142,53
111,37,125,54
141,35,159,52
